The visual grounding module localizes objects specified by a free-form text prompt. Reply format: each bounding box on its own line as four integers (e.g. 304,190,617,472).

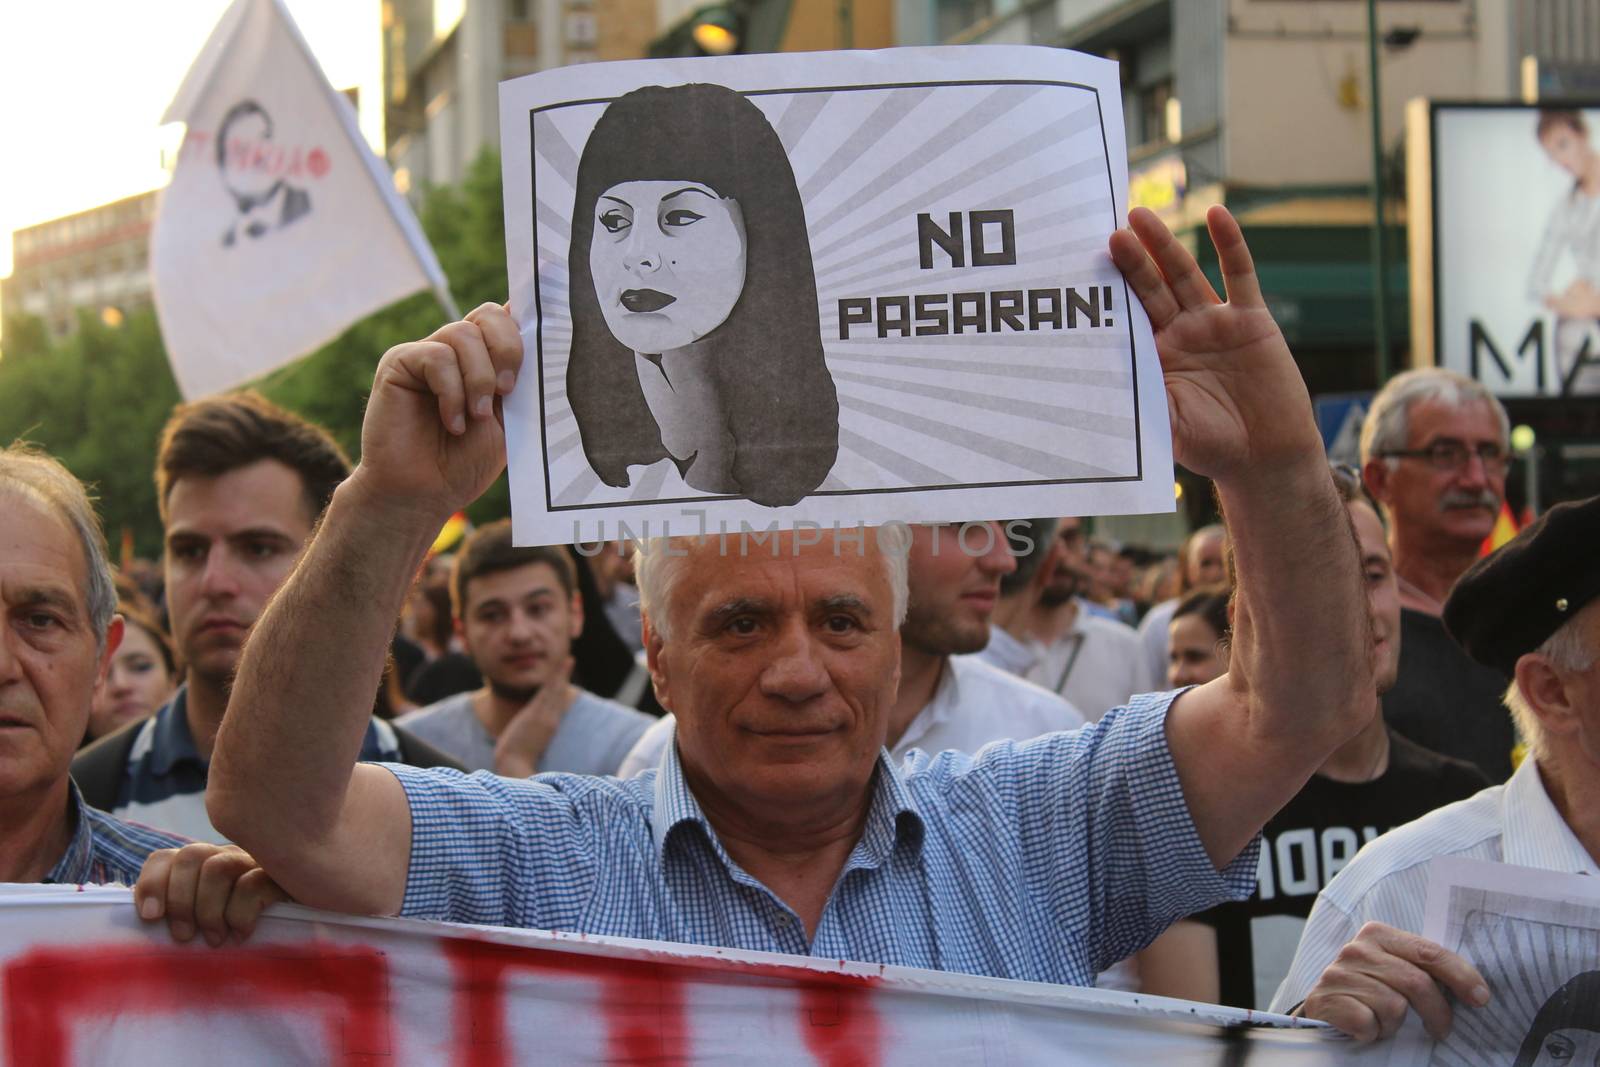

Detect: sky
0,0,383,280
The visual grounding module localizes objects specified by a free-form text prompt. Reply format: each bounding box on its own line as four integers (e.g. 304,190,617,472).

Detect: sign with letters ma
497,47,1172,546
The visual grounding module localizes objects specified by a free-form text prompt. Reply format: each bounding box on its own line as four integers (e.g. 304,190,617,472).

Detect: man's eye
171,544,205,562
725,617,759,636
23,611,62,631
823,615,859,634
663,209,705,228
246,541,280,559
598,209,630,233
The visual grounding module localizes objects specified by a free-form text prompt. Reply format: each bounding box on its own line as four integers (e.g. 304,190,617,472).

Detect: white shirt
978,600,1150,721
1270,758,1599,1012
614,653,1086,777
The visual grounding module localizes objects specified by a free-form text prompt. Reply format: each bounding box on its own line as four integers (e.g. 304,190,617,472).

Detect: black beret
1443,494,1600,678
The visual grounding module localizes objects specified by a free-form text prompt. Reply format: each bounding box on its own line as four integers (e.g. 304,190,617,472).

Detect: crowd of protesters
3,206,1596,1049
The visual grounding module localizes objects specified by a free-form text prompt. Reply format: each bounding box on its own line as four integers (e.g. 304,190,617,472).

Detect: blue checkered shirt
45,781,188,887
387,690,1259,984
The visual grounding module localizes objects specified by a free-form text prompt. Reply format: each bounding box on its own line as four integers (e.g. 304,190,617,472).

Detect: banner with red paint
1,885,1384,1065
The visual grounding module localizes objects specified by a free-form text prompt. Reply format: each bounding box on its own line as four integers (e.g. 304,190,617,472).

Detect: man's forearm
1220,454,1371,749
207,471,441,858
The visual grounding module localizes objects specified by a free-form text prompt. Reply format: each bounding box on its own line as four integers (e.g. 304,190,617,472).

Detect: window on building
1136,78,1173,148
507,0,530,21
566,11,597,46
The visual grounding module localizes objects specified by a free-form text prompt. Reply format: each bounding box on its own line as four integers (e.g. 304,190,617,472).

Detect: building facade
382,0,659,193
1,191,158,342
907,0,1600,394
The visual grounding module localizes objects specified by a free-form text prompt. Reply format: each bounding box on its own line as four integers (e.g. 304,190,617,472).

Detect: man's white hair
0,443,117,649
1359,367,1510,467
634,524,912,640
1502,610,1598,763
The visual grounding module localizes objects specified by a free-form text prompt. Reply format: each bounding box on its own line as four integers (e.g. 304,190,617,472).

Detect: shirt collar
43,780,96,885
897,659,956,752
649,728,925,865
982,626,1038,677
1502,758,1600,875
148,686,205,777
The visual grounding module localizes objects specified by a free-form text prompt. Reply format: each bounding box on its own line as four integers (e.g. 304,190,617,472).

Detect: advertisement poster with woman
1421,102,1600,398
496,47,1170,545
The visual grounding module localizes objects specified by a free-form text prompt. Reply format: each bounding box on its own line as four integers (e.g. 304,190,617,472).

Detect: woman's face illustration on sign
1531,1028,1600,1065
590,179,748,353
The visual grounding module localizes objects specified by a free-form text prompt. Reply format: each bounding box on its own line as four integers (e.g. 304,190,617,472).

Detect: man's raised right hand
351,301,524,524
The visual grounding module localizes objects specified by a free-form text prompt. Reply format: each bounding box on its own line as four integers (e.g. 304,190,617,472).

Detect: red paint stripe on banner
443,937,690,1066
441,935,882,1066
3,943,392,1067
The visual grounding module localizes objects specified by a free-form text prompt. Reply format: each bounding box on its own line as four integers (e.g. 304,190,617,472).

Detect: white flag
152,0,454,399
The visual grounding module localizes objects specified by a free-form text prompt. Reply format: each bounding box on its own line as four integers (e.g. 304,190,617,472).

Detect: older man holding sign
139,204,1374,991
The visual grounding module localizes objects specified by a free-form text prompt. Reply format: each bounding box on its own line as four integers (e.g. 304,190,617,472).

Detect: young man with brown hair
73,393,459,842
396,520,652,776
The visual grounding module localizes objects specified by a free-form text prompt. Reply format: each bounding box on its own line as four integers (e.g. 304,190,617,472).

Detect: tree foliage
0,149,512,557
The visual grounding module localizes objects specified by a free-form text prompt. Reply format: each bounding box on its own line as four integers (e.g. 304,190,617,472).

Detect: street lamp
691,9,740,55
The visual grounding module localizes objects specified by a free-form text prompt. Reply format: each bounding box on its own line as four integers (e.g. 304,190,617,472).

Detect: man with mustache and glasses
73,394,460,844
1360,368,1517,781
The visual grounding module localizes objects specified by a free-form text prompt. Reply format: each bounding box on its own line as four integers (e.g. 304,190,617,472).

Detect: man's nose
975,522,1017,578
0,631,21,686
506,608,537,642
199,549,242,598
759,621,830,703
1453,450,1494,490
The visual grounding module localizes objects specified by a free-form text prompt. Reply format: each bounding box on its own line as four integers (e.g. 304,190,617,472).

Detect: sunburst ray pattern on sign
529,80,1137,510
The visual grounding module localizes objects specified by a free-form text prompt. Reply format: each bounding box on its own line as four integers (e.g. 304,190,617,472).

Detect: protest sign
151,0,455,399
497,46,1172,546
0,884,1401,1065
1380,857,1600,1067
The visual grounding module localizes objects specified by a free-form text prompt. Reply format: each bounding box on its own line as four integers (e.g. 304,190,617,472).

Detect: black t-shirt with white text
1193,729,1490,1010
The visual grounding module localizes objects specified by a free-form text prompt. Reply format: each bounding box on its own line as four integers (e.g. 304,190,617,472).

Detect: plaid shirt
45,781,187,887
389,690,1258,984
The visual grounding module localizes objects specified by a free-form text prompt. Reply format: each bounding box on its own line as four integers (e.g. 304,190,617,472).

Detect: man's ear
642,615,672,714
96,615,126,687
1513,652,1578,739
1362,459,1393,507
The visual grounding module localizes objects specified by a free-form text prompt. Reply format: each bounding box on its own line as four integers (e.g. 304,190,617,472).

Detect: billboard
1407,100,1600,396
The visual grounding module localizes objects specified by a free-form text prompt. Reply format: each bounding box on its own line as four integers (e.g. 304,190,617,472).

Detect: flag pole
433,284,462,322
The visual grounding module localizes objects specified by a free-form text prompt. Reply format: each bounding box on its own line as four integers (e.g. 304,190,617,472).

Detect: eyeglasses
1378,439,1509,473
